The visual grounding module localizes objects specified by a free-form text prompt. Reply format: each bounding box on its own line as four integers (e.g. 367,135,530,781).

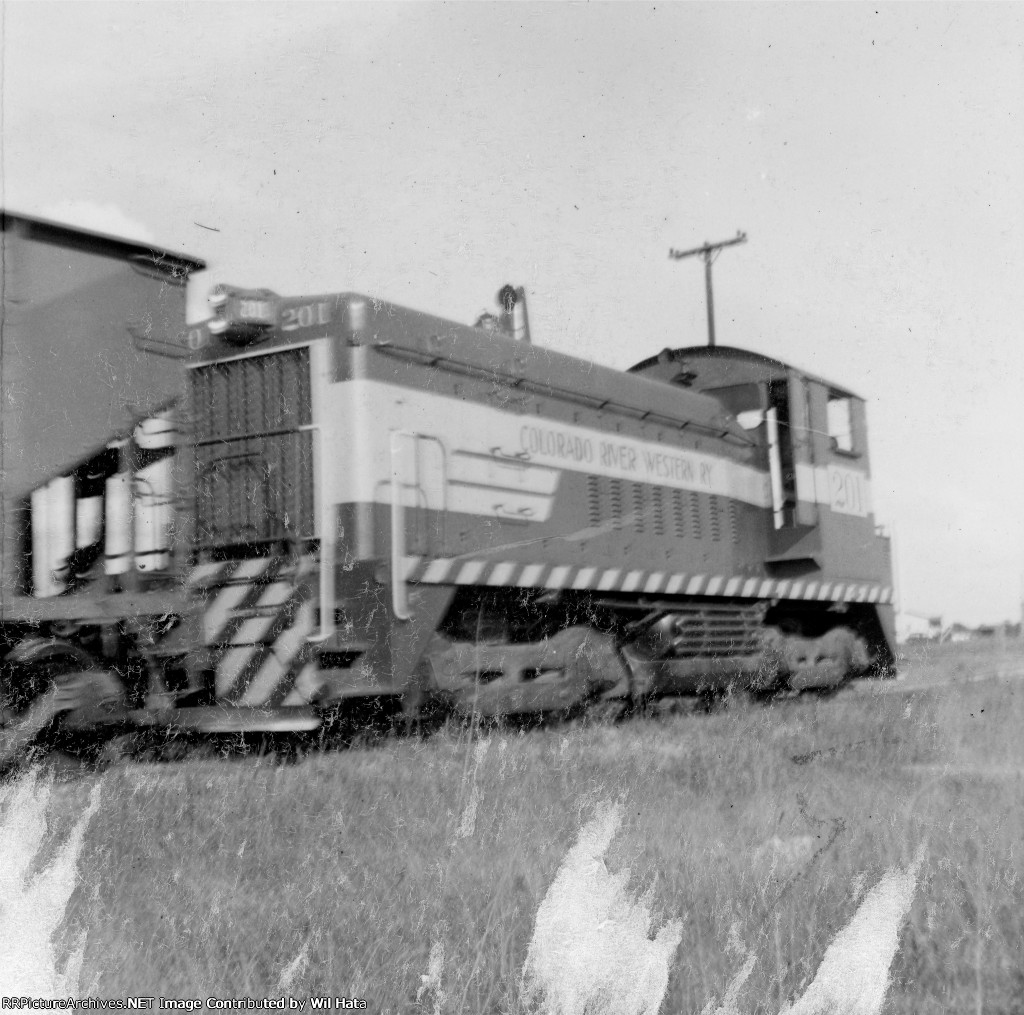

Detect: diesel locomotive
0,228,894,750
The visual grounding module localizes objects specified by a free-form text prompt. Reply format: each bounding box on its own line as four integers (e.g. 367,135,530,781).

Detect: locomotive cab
629,346,892,593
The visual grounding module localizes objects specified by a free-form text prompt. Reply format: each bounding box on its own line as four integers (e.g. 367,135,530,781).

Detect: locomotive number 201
828,465,868,517
238,299,275,320
281,302,332,331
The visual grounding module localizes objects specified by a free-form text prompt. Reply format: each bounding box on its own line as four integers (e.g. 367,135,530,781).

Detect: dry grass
27,639,1024,1013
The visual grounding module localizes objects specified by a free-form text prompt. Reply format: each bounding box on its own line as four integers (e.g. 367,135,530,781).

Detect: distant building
896,611,942,643
945,623,974,644
941,621,1020,642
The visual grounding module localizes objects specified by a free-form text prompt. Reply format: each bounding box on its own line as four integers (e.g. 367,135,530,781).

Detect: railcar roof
629,345,862,401
1,209,206,277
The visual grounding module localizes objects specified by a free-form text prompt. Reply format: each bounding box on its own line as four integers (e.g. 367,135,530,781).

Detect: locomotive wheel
781,627,869,693
0,640,126,770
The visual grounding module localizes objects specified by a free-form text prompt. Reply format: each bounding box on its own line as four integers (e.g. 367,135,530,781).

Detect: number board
828,464,870,517
280,301,333,332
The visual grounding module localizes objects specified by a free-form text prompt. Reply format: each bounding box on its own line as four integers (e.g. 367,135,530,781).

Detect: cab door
765,373,818,529
764,371,823,571
785,369,819,527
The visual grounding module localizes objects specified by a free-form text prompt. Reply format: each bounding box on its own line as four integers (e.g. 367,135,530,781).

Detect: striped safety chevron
401,556,894,604
186,556,320,706
175,552,891,709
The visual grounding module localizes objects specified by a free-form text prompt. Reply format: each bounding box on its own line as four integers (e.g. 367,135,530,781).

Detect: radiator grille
190,348,314,550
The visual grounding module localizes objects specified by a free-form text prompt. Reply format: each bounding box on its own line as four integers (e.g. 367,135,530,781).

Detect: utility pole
668,231,747,347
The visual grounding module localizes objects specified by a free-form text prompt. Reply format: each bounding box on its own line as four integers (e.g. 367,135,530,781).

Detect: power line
668,231,747,347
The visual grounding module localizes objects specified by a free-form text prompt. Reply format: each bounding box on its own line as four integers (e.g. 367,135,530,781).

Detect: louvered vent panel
610,480,624,530
710,495,722,542
632,484,646,532
587,475,601,528
653,487,666,536
672,490,686,538
689,492,703,540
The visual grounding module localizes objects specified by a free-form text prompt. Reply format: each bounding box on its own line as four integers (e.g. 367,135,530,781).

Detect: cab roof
629,345,862,401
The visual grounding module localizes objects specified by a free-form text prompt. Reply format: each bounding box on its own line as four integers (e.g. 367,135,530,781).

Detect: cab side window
706,383,765,430
827,392,855,453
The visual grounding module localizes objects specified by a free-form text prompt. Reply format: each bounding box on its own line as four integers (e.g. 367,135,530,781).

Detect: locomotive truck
0,216,895,756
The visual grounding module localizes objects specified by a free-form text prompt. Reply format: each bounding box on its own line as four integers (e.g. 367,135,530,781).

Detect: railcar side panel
0,215,202,645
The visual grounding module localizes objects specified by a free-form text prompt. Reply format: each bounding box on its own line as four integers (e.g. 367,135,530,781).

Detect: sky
2,2,1022,625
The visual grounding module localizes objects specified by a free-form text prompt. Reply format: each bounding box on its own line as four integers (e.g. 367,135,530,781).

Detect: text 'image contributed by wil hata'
0,1001,368,1011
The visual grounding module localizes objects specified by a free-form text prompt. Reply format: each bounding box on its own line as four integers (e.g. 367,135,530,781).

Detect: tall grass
22,641,1024,1012
0,770,101,996
520,802,683,1015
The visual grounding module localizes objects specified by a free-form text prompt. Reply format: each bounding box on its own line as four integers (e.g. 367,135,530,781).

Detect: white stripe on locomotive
238,599,317,706
396,553,892,608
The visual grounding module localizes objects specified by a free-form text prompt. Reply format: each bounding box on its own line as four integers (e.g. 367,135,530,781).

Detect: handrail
390,431,413,621
373,343,752,447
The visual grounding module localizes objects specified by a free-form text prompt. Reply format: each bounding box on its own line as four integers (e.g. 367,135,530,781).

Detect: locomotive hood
338,295,758,448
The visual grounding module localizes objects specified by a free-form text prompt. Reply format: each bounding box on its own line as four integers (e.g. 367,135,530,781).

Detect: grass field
9,638,1024,1013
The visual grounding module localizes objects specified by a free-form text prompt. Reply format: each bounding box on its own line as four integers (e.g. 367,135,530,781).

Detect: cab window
827,392,854,453
707,383,765,430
